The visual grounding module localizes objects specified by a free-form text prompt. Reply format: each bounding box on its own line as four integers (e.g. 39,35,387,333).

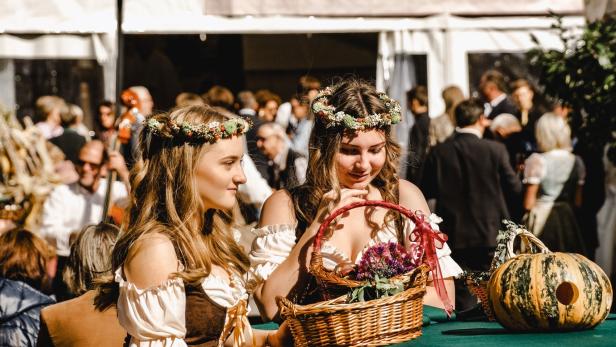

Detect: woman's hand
308,188,368,232
267,320,293,347
298,188,368,247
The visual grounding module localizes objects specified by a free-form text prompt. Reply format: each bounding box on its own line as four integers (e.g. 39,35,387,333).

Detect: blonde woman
250,79,463,321
523,113,586,253
95,106,288,346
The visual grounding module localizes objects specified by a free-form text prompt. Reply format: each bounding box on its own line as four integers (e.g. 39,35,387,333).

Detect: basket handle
506,227,550,259
408,264,430,288
276,296,295,320
311,200,414,254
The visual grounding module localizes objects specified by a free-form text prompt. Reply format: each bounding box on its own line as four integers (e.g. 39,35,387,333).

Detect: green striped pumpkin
488,252,613,331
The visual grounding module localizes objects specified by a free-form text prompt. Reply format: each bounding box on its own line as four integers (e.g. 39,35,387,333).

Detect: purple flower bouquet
345,241,420,303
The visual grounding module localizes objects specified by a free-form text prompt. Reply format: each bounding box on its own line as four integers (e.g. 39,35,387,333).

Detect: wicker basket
277,200,434,346
464,222,549,321
277,265,428,347
465,274,494,321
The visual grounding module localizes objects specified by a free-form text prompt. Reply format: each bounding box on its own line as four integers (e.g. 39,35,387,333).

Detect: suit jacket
406,112,431,184
486,96,518,119
268,148,305,190
242,115,271,182
420,132,522,250
37,291,125,347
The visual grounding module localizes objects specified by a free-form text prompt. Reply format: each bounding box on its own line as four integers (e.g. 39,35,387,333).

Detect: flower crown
145,117,252,143
311,87,402,130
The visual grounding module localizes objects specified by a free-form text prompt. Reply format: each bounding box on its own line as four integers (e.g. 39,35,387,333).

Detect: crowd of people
402,71,600,310
0,71,614,346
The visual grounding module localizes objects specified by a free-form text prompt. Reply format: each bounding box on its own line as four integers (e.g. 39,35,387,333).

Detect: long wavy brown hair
96,105,249,309
290,79,403,240
0,228,54,292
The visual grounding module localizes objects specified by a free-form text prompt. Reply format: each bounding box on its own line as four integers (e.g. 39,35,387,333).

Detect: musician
40,140,129,301
119,86,153,168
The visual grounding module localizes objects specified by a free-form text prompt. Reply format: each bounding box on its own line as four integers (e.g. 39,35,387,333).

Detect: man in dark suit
479,70,518,120
420,98,522,311
406,85,430,185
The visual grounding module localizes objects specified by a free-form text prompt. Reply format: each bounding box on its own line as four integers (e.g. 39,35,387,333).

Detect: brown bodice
184,283,229,347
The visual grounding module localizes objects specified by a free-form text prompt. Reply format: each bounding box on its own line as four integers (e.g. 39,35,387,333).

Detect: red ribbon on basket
409,212,454,316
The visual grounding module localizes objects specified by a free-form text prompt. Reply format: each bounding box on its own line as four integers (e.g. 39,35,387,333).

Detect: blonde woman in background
523,113,586,253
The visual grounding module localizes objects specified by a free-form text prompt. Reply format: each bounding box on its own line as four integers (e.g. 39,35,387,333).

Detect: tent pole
115,0,124,119
101,0,124,223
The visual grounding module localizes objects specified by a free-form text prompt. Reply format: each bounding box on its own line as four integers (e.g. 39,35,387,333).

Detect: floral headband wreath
311,86,402,130
144,116,252,144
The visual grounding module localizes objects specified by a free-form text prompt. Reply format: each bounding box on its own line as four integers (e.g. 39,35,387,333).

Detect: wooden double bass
101,89,140,225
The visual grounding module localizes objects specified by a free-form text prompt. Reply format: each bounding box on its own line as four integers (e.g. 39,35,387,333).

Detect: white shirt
455,127,483,139
484,93,507,116
237,154,272,207
272,146,307,185
35,122,63,139
40,179,128,256
275,102,293,130
290,118,313,158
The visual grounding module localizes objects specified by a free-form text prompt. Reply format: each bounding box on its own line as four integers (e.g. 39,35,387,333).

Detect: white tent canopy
0,0,585,34
0,0,589,111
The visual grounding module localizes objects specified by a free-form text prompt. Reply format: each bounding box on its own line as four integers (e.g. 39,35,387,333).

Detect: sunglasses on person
256,134,276,142
76,159,103,170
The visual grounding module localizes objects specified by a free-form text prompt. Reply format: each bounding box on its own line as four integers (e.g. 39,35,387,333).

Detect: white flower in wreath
333,111,346,123
208,121,220,130
364,114,381,127
147,119,161,129
312,101,327,113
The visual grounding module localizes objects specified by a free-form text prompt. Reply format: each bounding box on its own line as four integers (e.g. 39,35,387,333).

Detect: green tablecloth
253,308,616,346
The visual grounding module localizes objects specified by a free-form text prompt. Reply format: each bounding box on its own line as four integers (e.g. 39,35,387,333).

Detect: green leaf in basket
349,288,358,302
348,284,371,303
349,286,360,302
347,276,406,303
358,286,366,302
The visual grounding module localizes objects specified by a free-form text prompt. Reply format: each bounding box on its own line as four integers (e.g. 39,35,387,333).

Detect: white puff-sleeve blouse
115,268,250,347
249,214,463,285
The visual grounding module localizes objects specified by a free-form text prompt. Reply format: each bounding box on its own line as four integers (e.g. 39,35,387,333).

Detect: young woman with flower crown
94,105,289,346
250,79,464,321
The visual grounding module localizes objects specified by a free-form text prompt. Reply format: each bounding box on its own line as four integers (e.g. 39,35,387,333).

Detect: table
253,307,616,346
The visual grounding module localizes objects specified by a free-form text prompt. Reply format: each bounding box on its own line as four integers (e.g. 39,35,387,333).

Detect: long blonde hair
535,112,572,152
96,105,249,309
290,79,403,239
